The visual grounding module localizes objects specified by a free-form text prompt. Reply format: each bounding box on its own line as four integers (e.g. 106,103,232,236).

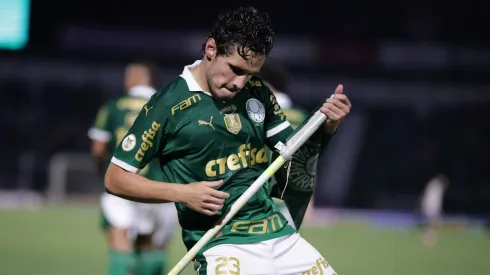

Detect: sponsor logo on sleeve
135,121,161,161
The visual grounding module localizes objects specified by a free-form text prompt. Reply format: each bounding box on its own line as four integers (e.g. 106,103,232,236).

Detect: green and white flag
270,104,333,230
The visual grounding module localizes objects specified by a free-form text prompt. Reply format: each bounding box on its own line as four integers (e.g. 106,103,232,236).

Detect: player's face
204,40,265,101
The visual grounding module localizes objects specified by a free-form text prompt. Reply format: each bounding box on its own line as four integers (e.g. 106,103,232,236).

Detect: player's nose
229,75,248,92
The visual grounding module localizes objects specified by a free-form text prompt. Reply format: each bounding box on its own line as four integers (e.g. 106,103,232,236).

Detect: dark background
1,0,489,215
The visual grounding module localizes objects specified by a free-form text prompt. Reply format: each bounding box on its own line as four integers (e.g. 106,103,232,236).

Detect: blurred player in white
420,173,449,246
88,62,178,275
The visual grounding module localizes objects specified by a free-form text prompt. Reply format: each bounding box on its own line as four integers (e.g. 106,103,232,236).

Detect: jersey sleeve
264,87,294,148
111,94,167,173
88,103,112,142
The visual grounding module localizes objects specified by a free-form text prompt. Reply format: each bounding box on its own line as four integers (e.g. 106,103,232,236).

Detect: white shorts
196,233,337,275
100,193,178,245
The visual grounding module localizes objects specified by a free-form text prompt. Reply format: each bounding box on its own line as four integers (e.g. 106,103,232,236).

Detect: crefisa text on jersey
135,121,161,161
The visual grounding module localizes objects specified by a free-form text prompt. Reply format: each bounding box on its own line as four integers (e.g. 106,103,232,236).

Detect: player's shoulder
245,75,273,103
113,95,148,110
97,96,120,113
92,97,120,128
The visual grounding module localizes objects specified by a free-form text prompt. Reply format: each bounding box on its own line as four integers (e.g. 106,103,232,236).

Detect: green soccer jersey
88,86,162,181
111,60,297,256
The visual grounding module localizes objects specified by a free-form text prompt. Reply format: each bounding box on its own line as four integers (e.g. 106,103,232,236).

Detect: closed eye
229,64,249,76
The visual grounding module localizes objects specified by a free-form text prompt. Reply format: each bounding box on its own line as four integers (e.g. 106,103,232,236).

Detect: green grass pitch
0,205,488,275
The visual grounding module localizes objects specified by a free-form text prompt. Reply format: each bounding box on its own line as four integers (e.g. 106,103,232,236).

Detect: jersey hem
111,156,141,173
88,128,112,142
195,225,296,261
266,121,291,137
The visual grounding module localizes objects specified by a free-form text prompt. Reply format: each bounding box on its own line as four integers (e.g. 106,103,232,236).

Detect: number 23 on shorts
215,256,240,275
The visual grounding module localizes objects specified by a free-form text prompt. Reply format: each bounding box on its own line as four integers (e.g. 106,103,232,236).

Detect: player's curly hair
201,6,274,60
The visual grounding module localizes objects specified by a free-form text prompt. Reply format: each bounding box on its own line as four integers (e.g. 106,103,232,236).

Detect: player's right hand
178,180,230,216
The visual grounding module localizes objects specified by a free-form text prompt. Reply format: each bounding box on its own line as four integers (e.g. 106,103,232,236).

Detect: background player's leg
101,193,137,275
272,233,338,275
421,197,442,247
107,228,137,275
150,203,178,274
134,203,177,275
134,234,165,275
422,213,439,247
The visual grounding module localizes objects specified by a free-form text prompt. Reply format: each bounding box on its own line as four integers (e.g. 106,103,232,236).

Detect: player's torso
111,96,160,179
160,79,294,250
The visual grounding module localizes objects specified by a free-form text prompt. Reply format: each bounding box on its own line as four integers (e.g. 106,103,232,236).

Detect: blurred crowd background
1,0,489,214
0,1,489,275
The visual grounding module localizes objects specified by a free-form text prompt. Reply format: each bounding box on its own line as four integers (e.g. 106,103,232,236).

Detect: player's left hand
320,84,351,134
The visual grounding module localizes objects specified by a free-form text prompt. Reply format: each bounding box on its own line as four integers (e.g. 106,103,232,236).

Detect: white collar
128,85,156,99
180,60,212,96
274,92,293,109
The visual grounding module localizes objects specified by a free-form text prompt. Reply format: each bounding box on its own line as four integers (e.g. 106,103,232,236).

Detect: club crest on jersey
121,134,136,152
223,113,242,135
246,98,265,123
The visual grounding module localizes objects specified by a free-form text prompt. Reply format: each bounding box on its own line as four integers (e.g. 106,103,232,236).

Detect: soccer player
420,173,449,247
105,7,351,275
88,62,178,275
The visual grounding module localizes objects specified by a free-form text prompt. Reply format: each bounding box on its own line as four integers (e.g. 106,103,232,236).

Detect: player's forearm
105,163,181,203
90,141,108,176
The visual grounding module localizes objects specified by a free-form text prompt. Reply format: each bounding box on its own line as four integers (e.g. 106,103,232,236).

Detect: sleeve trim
111,156,140,173
266,121,291,138
88,128,112,142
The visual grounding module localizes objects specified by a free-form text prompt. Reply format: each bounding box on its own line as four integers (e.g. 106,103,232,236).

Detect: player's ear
204,38,217,61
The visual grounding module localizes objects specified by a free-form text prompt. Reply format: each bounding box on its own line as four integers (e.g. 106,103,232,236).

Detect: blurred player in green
88,62,178,275
105,7,351,275
257,60,315,225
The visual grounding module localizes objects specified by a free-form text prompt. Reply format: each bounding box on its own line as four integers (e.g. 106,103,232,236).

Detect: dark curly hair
201,6,274,60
